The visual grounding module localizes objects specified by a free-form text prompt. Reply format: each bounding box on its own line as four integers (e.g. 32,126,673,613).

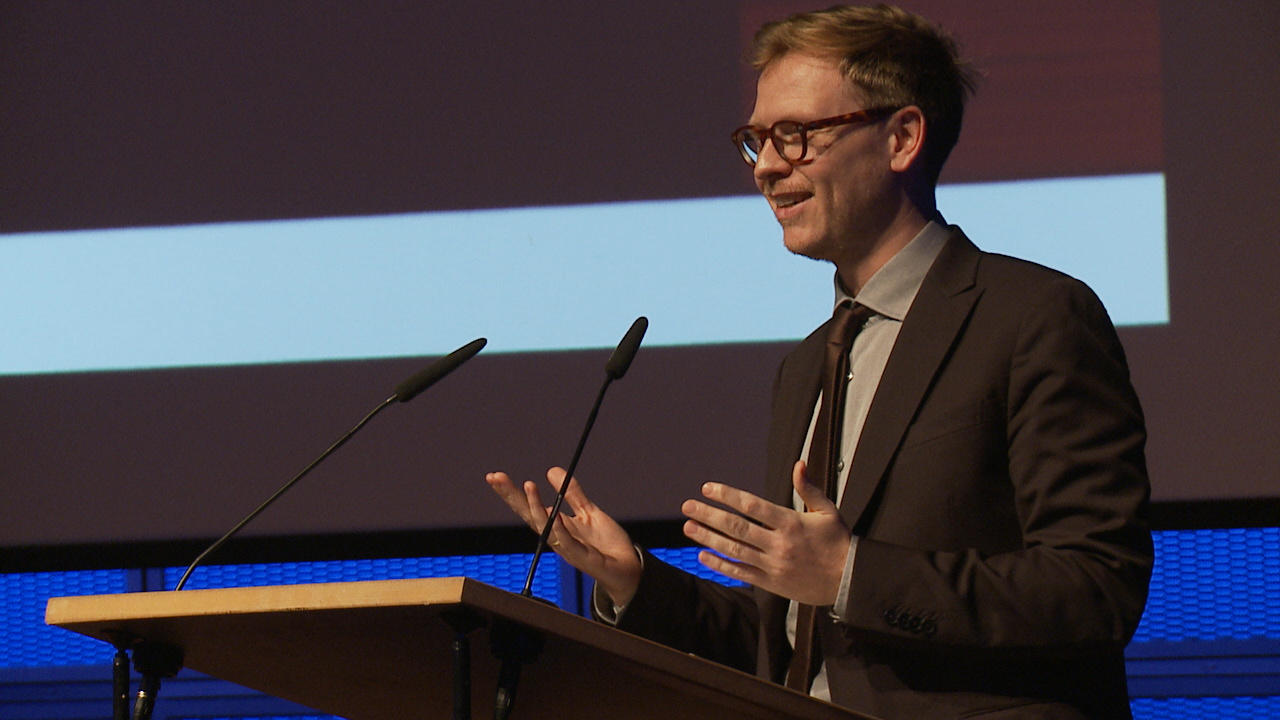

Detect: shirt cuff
592,545,645,625
830,535,859,622
593,583,626,625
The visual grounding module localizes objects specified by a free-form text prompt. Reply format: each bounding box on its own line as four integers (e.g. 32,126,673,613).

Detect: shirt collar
833,220,950,321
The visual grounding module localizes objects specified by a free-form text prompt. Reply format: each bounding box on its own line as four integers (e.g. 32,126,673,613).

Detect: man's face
749,53,898,266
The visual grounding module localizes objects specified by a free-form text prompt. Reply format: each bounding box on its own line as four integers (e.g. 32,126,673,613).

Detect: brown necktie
785,302,870,692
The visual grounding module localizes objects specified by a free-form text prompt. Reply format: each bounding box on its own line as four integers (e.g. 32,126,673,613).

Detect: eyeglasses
731,107,900,167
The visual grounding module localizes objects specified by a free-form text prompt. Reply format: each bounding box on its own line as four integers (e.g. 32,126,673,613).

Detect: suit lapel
839,230,983,530
767,328,824,504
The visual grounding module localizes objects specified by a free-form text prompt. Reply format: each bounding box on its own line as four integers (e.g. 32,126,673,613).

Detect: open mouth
771,192,810,215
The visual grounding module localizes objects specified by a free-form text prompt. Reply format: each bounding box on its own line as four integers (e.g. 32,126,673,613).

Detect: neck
835,199,938,295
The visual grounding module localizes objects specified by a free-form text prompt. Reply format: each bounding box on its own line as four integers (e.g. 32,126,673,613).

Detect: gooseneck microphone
493,318,647,720
172,337,487,592
521,316,647,597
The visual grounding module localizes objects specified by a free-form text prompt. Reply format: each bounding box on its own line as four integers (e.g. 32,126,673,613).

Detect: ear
887,106,927,174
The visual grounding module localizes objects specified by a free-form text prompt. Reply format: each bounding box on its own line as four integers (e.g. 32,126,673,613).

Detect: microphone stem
112,646,130,720
173,394,397,591
522,376,613,597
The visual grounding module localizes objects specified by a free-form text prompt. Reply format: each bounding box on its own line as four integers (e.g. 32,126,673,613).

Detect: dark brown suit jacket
615,229,1153,719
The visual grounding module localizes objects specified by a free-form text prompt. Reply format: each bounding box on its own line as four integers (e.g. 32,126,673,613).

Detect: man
487,5,1152,719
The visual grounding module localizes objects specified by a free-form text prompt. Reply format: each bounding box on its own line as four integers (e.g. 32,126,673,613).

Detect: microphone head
395,338,487,402
605,317,647,380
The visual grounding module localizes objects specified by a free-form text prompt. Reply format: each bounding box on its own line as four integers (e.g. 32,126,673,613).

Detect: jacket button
882,609,899,627
921,619,937,637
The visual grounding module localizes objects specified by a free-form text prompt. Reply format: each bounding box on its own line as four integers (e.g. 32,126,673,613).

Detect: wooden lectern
46,577,877,720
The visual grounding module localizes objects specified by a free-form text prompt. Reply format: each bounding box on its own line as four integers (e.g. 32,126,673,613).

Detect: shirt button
836,460,845,472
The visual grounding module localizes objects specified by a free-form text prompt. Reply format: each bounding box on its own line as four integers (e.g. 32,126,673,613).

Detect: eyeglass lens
739,122,806,165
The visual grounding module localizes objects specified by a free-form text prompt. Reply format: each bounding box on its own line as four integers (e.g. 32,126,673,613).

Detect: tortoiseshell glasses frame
731,107,901,167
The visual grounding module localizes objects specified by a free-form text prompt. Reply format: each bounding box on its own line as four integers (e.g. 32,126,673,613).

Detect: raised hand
485,467,643,606
680,460,851,606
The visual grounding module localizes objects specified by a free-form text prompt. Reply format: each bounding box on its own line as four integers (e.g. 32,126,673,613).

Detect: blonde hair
752,4,978,183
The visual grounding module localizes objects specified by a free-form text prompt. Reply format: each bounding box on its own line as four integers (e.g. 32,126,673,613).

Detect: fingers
484,471,543,528
543,467,575,511
690,481,789,528
681,484,783,568
545,466,596,516
668,472,855,604
683,515,767,571
679,466,837,568
543,512,579,552
695,549,764,586
486,468,587,547
485,468,643,607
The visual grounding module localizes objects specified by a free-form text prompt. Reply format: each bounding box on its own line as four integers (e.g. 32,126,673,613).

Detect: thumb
793,460,838,513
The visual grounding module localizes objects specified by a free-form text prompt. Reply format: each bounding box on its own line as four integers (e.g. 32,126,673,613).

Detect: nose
753,136,792,185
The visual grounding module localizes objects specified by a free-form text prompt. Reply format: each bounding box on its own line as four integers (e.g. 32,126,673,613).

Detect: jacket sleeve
607,548,761,674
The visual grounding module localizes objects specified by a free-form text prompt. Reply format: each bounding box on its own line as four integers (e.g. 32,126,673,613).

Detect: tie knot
827,302,870,351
